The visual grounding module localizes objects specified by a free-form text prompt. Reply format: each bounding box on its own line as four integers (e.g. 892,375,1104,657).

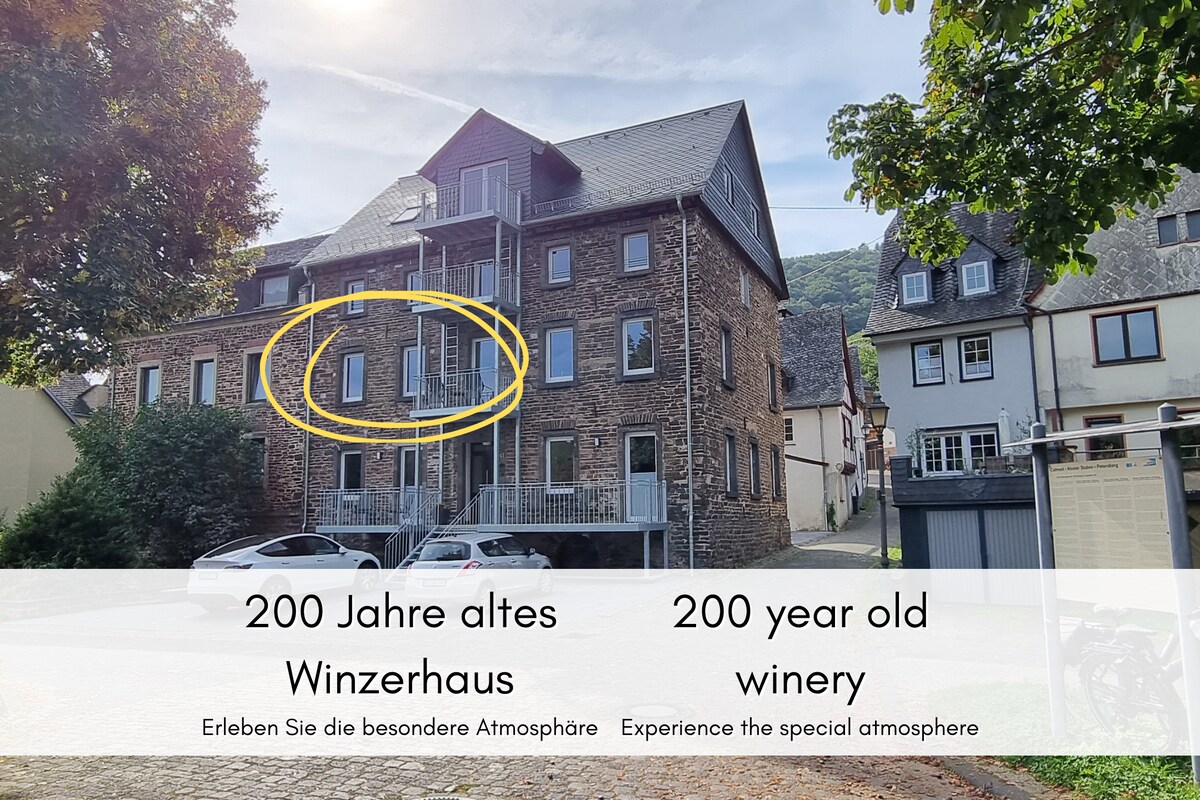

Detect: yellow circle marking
260,290,528,445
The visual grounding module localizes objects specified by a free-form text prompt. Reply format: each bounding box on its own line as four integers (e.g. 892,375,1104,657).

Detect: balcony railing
477,480,668,528
410,261,517,307
421,177,522,228
412,366,514,415
316,487,436,529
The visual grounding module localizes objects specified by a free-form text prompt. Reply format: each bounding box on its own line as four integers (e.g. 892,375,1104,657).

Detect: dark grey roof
865,207,1038,336
781,309,850,409
299,175,432,268
848,348,868,406
531,101,742,219
1031,170,1200,312
257,235,329,269
42,374,93,423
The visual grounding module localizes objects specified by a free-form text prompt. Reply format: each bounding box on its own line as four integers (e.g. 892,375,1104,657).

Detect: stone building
112,101,790,567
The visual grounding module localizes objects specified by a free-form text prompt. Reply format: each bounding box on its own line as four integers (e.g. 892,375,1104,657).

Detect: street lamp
863,392,891,568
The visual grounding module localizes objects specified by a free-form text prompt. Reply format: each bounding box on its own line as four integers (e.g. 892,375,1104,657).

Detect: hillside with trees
781,243,880,335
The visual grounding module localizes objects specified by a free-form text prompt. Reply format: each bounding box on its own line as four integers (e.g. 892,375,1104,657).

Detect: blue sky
230,0,929,256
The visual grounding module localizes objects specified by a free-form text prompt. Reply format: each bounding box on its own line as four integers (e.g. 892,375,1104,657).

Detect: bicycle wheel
1079,651,1185,752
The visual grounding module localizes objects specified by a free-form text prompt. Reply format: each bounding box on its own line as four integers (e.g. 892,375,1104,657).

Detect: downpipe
676,194,696,570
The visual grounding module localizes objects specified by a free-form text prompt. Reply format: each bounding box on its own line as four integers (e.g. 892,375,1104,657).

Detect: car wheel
537,568,553,595
475,581,496,604
260,576,290,600
355,563,379,593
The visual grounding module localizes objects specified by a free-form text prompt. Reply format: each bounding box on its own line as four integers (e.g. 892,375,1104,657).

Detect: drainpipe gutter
676,194,696,571
1044,310,1065,431
300,265,316,532
1023,310,1041,425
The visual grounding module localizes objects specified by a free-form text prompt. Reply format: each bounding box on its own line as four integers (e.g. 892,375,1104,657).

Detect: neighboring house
0,375,103,516
780,309,864,531
847,346,871,497
1030,170,1200,470
112,101,791,568
866,207,1040,475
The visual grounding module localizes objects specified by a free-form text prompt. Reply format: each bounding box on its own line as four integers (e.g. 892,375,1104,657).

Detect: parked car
188,533,380,611
405,533,552,601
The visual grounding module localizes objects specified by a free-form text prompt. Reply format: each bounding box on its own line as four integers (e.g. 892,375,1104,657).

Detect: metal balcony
410,367,518,420
408,261,518,315
475,480,668,532
315,487,438,533
415,177,522,244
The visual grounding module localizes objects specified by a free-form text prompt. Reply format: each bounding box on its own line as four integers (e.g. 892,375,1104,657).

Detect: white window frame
396,445,418,489
959,334,993,380
339,450,364,491
623,232,650,273
784,417,794,444
342,352,365,403
724,433,738,494
259,274,289,307
913,341,944,385
401,345,421,398
902,272,929,305
548,245,572,284
345,279,366,314
245,351,269,403
750,204,760,236
749,439,762,497
546,326,574,383
545,436,576,487
720,326,735,384
622,316,655,375
724,168,735,206
921,427,998,474
138,364,161,407
959,261,991,296
740,270,751,308
192,358,216,406
459,160,508,215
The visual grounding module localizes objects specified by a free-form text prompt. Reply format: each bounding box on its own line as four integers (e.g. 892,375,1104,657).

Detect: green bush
1005,756,1200,800
0,473,131,568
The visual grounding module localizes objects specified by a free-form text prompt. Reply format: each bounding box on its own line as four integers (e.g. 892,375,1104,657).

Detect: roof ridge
553,100,744,146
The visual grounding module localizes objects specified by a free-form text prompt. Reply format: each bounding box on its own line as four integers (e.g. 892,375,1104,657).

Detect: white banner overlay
0,569,1197,756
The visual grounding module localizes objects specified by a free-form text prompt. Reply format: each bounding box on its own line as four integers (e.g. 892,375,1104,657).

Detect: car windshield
418,542,471,562
204,535,275,558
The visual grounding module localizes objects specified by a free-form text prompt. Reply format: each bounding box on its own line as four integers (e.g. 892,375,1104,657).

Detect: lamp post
863,392,891,568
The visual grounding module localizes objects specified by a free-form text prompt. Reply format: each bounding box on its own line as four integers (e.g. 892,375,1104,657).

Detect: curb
937,758,1040,800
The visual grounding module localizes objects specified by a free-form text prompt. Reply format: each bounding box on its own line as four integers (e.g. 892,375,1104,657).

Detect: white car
405,533,553,601
188,533,380,610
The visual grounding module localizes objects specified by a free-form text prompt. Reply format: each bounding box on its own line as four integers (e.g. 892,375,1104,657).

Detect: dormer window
901,272,929,305
461,161,508,216
959,260,992,296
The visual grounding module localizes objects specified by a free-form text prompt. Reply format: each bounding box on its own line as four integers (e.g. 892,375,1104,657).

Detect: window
968,431,999,468
720,326,735,386
1158,215,1181,245
392,206,421,224
548,245,572,284
339,450,363,491
740,270,751,308
401,346,421,398
959,261,990,296
460,161,508,215
546,437,576,485
1085,416,1125,460
959,334,993,380
724,432,738,495
138,365,160,406
623,232,650,272
902,272,929,304
923,433,965,474
259,274,288,307
912,341,944,385
622,316,654,375
396,446,417,488
1188,211,1200,241
724,168,735,206
345,279,365,314
1093,308,1160,363
193,359,216,405
245,352,268,403
784,417,794,443
546,326,574,383
767,362,778,409
771,445,782,497
342,352,364,403
749,438,762,497
750,204,760,236
247,435,267,487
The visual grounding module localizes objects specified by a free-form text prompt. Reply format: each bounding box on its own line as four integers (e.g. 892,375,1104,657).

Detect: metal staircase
386,493,484,577
380,491,441,570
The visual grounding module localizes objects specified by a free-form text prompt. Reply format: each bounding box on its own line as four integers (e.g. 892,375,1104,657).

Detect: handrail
419,176,522,227
412,366,513,413
382,490,443,569
317,487,433,528
478,480,668,526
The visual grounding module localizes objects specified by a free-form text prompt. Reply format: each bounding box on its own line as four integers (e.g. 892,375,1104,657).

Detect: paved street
761,480,904,569
0,755,1024,800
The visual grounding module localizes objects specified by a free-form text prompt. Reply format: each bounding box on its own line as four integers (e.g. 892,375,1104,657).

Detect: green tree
781,244,881,333
848,331,879,390
0,0,275,386
829,1,1200,277
0,403,262,568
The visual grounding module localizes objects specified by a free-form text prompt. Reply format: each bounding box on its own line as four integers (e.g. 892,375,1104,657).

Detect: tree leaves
0,0,275,386
833,1,1200,277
